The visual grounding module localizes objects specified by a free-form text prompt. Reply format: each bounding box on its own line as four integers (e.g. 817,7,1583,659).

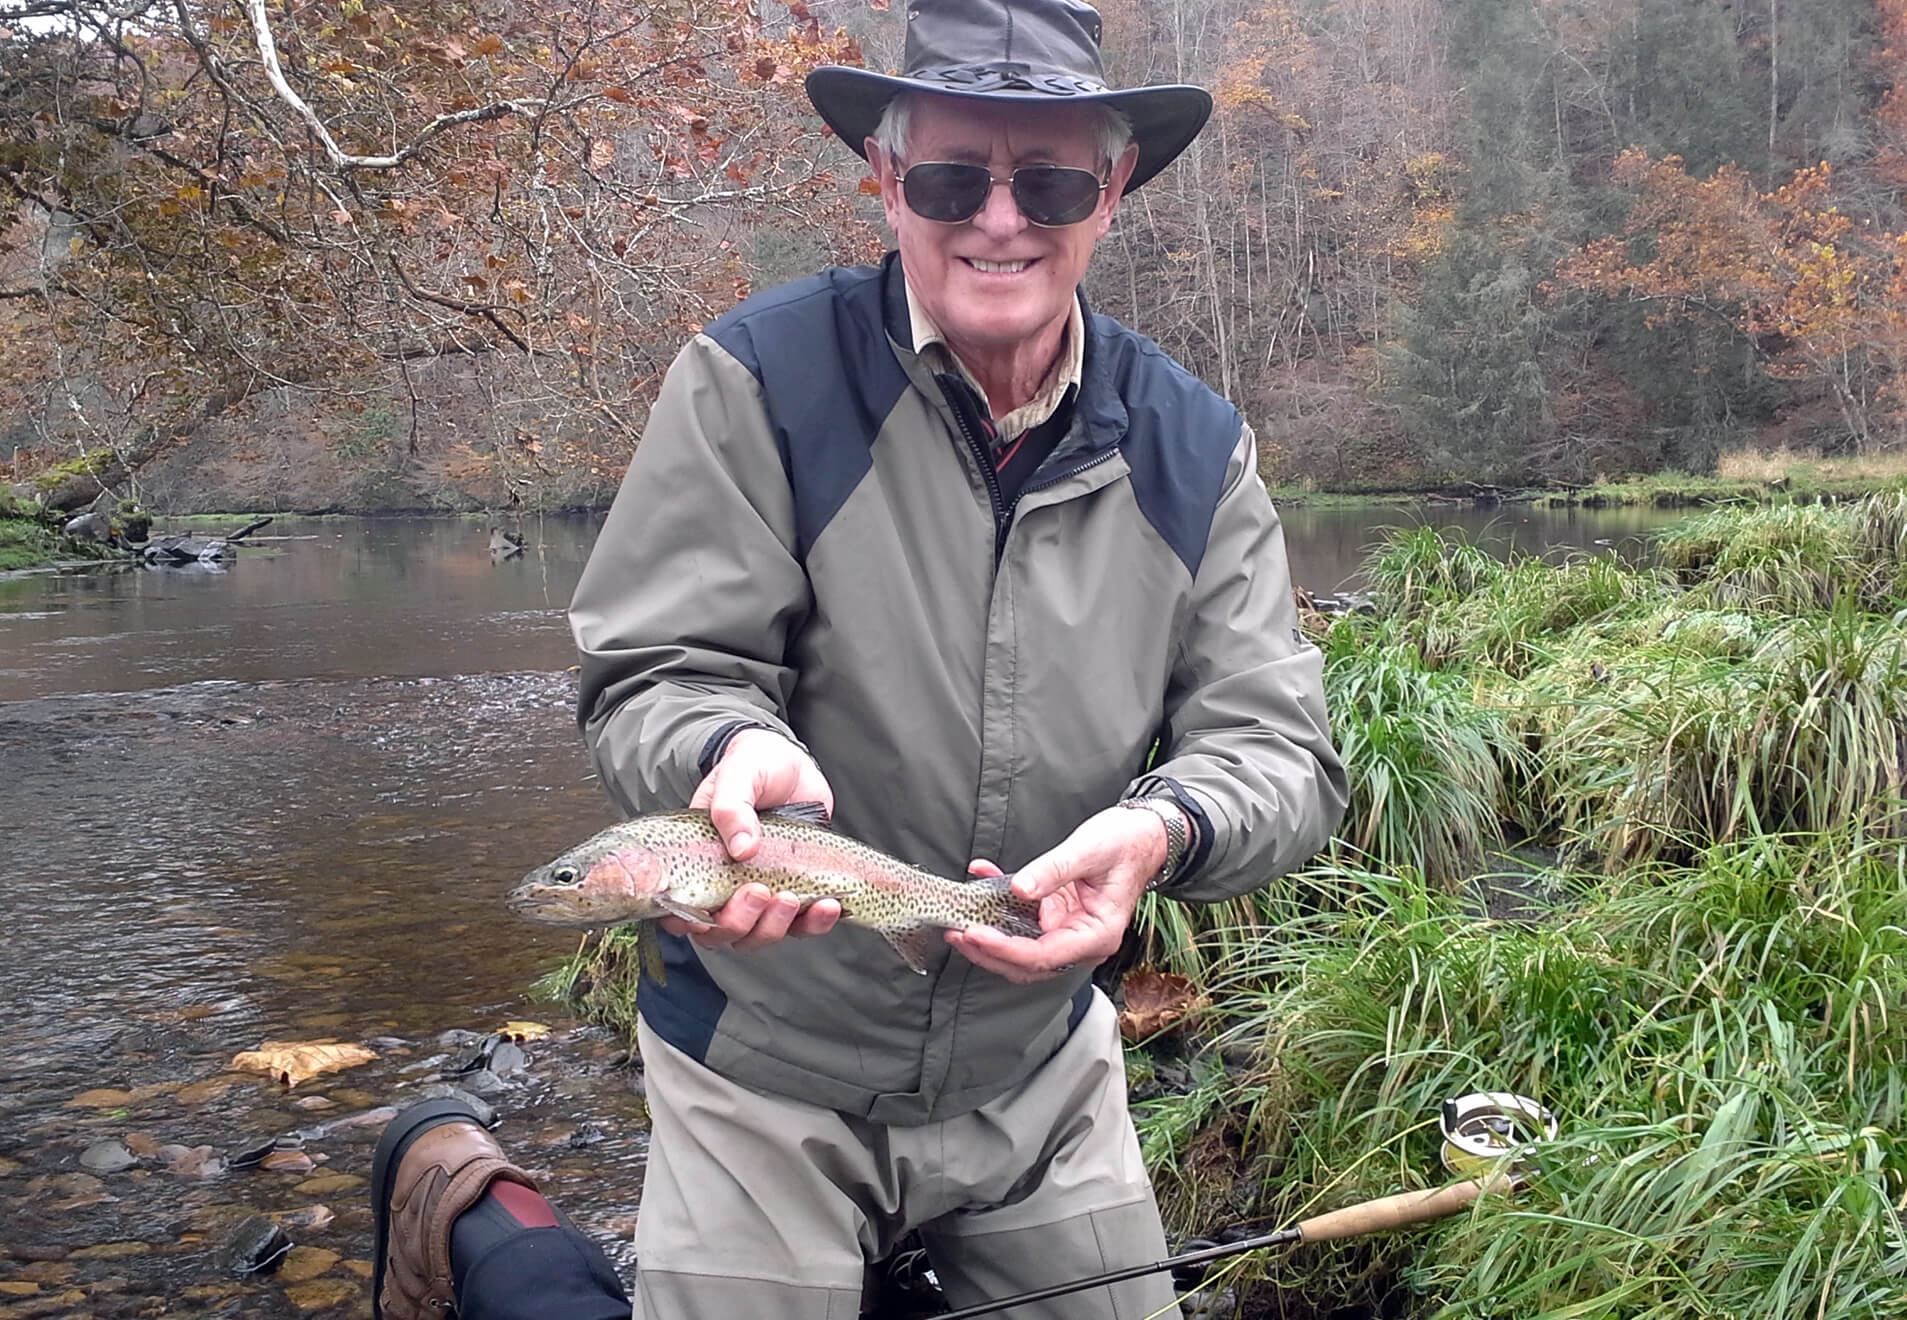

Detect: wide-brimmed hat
805,0,1212,194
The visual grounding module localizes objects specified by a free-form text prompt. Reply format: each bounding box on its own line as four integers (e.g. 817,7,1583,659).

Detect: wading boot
372,1097,538,1320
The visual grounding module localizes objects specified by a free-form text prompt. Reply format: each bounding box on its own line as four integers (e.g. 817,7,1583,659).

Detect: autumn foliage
1558,151,1907,453
1,0,881,502
5,0,1907,499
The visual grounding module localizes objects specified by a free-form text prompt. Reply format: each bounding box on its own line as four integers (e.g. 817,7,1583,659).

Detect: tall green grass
1657,495,1907,613
1321,631,1517,886
1506,608,1907,866
1137,829,1907,1319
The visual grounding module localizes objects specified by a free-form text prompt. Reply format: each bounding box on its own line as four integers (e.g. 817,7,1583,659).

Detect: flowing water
0,504,1684,1317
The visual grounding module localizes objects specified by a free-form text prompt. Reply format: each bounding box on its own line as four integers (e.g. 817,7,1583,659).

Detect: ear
1092,142,1141,239
866,138,906,232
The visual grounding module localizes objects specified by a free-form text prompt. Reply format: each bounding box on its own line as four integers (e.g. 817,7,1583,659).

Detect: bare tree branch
241,0,545,171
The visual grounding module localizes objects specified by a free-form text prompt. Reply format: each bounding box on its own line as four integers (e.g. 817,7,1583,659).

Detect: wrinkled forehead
903,95,1105,167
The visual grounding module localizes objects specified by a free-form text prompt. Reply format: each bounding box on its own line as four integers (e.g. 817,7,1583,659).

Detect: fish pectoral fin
637,920,668,988
763,801,834,828
655,898,716,926
881,927,939,975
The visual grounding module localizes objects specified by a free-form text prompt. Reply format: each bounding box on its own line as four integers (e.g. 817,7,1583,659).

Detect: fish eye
551,865,580,885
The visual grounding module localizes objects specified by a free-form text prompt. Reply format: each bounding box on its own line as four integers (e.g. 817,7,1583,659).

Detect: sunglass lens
902,163,992,223
1012,166,1102,226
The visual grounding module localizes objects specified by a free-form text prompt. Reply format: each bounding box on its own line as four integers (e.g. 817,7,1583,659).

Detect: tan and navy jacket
570,253,1347,1124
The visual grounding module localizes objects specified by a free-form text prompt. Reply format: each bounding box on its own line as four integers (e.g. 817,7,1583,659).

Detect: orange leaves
1560,149,1907,441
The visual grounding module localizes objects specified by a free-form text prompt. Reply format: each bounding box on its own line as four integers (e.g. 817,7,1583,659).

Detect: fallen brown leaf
1117,969,1208,1041
229,1040,377,1088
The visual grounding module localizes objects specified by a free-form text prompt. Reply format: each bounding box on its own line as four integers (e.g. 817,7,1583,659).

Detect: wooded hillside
3,0,1904,505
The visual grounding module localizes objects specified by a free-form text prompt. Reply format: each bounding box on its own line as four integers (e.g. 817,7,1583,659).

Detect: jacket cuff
698,720,812,778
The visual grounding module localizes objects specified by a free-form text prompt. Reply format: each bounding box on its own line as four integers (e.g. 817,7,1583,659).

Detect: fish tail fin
971,872,1043,941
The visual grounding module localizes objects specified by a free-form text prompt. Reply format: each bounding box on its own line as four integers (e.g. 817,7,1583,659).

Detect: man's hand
944,806,1171,984
672,728,841,951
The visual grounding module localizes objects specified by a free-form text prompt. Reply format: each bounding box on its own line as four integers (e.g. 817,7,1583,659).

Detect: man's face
868,96,1138,358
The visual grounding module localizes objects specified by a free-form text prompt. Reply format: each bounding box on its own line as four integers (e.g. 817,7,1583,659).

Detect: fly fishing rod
935,1091,1556,1320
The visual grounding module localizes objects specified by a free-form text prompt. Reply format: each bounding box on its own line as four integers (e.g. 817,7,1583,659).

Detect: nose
970,175,1029,237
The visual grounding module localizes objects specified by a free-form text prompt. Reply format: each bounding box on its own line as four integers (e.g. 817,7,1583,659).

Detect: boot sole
371,1097,492,1320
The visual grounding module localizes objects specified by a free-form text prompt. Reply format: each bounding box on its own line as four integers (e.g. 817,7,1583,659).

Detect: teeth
968,258,1029,274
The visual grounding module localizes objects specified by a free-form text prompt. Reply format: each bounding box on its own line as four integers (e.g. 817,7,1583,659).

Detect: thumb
1009,848,1073,902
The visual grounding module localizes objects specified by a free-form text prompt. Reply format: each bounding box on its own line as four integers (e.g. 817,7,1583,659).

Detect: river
0,504,1683,1318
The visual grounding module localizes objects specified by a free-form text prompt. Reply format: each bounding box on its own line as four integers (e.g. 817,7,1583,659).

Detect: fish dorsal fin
764,801,833,828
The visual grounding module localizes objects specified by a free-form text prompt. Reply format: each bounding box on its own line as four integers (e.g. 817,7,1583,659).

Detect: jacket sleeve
568,334,811,814
1128,422,1349,902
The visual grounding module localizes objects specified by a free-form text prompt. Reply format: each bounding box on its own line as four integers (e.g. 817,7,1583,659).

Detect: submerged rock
78,1141,136,1174
417,1085,495,1128
216,1215,291,1276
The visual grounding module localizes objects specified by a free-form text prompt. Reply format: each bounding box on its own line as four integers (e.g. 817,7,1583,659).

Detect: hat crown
902,0,1109,94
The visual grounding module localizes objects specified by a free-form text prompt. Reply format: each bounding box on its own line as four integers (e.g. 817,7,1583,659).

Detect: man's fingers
792,898,842,936
687,883,773,947
1008,852,1071,902
706,792,762,860
671,890,841,949
729,890,803,951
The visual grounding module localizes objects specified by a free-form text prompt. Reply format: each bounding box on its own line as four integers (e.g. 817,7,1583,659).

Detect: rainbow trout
507,804,1043,973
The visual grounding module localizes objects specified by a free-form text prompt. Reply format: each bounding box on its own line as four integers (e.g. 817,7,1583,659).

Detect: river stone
68,1242,148,1259
290,1095,337,1111
0,1288,85,1317
285,1277,360,1310
62,512,113,544
459,1068,505,1096
268,1205,335,1232
259,1150,316,1174
63,1089,134,1109
0,1282,40,1296
417,1085,495,1128
276,1246,340,1283
291,1172,365,1196
488,1041,529,1076
175,1075,244,1107
78,1141,136,1174
216,1216,290,1275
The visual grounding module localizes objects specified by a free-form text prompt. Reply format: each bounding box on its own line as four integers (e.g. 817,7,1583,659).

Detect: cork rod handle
1296,1175,1513,1243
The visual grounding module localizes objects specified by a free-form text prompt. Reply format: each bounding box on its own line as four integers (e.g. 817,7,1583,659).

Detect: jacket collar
878,252,1128,466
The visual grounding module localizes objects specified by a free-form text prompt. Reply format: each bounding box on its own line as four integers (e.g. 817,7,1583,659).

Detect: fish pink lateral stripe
750,833,909,891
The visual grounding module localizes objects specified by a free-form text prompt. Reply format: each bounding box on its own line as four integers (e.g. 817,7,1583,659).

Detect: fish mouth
505,887,576,920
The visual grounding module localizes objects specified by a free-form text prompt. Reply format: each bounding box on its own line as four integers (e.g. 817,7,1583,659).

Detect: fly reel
1439,1091,1557,1181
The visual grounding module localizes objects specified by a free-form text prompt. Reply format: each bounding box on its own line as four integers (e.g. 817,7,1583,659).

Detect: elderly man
369,2,1346,1317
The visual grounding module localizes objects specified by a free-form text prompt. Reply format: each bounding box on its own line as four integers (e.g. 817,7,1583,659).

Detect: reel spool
1439,1091,1556,1181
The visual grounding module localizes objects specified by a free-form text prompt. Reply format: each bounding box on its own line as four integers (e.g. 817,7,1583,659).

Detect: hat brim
805,66,1212,194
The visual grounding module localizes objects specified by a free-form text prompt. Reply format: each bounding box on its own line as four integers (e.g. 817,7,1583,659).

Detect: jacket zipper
939,381,1012,568
940,379,1122,569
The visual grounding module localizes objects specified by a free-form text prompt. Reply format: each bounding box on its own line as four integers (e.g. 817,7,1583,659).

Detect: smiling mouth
964,258,1033,274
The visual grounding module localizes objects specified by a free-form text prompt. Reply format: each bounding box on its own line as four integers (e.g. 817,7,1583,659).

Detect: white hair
871,91,1133,168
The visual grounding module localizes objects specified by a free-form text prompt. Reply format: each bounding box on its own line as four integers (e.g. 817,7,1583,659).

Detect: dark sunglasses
895,161,1108,228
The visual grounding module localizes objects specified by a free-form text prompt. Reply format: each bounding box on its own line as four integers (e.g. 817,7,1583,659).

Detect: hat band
908,63,1111,97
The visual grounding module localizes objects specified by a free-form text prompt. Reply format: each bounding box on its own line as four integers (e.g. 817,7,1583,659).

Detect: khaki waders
630,991,1183,1320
